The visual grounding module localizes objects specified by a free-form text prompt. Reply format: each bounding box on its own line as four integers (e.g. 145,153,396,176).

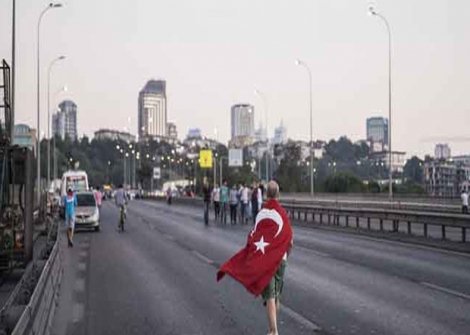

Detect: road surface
52,200,470,335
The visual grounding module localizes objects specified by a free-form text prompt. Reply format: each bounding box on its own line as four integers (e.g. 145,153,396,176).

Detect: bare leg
266,298,278,335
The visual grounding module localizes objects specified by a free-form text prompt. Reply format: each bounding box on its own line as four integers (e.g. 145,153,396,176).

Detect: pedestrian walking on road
229,185,239,224
212,184,220,220
240,183,249,224
94,186,103,213
63,188,77,247
203,180,212,225
217,180,293,335
219,180,229,224
251,182,262,224
461,189,469,214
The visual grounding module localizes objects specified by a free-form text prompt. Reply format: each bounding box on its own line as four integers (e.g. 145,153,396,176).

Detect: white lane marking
79,250,88,258
191,250,214,265
295,245,330,258
74,278,85,292
280,304,321,332
420,282,470,301
77,262,86,272
163,234,175,241
72,303,85,323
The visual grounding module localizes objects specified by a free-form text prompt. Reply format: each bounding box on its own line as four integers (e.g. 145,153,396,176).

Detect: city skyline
0,0,469,157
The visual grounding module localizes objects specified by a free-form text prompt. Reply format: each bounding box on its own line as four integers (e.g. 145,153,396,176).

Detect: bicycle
119,205,126,232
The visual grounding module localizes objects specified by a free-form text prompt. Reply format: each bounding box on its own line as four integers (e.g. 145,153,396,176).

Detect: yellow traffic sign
199,150,213,168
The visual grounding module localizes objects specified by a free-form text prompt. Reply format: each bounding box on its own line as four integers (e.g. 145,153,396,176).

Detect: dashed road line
420,282,470,301
163,233,175,241
74,278,86,292
295,245,330,258
72,303,85,323
280,304,322,332
77,262,86,272
191,250,214,265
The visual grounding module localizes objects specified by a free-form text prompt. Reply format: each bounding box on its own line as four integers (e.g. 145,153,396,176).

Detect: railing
10,236,61,335
146,196,470,244
282,201,470,243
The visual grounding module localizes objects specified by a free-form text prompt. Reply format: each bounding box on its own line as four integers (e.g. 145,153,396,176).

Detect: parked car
75,191,100,232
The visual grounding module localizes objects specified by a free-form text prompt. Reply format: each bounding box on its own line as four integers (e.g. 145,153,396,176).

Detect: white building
435,143,451,160
370,151,406,173
272,121,287,145
52,100,77,140
231,104,254,139
138,80,167,139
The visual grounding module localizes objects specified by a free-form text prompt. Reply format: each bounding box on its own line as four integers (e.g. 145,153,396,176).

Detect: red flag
217,199,293,296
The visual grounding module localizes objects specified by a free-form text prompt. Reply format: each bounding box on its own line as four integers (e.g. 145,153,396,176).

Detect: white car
75,191,100,232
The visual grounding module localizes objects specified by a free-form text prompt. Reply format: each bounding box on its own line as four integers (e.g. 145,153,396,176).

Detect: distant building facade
366,117,388,152
166,122,178,140
230,104,254,148
424,161,457,197
52,100,78,140
13,124,36,151
138,80,167,139
272,121,287,145
424,158,470,197
435,143,451,160
231,104,254,139
369,151,406,173
94,129,135,142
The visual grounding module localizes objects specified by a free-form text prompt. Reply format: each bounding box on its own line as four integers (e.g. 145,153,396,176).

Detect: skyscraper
366,117,388,152
52,100,77,140
138,80,167,139
231,104,254,139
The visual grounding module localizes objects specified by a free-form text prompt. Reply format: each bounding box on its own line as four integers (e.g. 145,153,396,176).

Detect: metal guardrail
10,229,62,335
282,201,470,243
147,196,470,243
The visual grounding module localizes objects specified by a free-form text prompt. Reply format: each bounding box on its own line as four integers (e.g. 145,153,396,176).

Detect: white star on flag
254,236,270,254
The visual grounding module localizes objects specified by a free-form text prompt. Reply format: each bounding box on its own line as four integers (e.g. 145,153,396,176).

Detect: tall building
366,117,388,152
231,104,254,139
52,100,77,140
138,80,167,139
166,122,177,140
435,143,451,160
272,121,287,145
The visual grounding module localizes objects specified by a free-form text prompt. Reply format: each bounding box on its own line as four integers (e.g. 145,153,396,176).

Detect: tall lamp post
296,59,314,196
36,2,63,203
47,55,65,188
254,89,269,181
369,4,393,200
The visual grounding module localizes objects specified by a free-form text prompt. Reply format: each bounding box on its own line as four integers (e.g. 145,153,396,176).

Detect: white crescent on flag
252,208,284,238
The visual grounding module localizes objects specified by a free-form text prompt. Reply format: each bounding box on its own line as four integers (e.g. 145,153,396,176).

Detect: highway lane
53,200,470,335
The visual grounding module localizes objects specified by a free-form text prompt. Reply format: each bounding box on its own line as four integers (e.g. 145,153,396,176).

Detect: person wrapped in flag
217,180,293,335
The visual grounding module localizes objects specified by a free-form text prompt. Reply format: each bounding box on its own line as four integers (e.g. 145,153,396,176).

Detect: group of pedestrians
207,180,264,225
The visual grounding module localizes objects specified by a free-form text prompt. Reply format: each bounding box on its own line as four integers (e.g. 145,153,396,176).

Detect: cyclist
115,184,127,231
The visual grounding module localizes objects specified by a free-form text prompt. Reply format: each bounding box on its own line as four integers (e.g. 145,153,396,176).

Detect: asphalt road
52,200,470,335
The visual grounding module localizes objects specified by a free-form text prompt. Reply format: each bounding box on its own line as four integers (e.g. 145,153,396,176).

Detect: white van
60,170,89,216
61,170,89,197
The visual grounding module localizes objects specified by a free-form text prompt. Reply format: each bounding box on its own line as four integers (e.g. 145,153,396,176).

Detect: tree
403,156,424,184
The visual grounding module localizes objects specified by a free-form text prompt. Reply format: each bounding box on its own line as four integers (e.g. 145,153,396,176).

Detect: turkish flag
217,199,293,296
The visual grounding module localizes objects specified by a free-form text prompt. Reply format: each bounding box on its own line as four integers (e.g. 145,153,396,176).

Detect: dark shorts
262,260,287,303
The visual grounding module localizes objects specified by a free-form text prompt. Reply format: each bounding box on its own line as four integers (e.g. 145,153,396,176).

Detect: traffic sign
229,149,243,167
199,150,213,168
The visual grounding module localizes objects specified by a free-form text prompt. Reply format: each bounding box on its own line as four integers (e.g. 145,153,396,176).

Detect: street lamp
254,88,269,181
296,59,314,196
36,2,63,203
47,55,65,187
369,4,393,200
52,87,66,182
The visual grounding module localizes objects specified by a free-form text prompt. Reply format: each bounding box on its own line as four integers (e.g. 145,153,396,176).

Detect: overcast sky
0,0,469,157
